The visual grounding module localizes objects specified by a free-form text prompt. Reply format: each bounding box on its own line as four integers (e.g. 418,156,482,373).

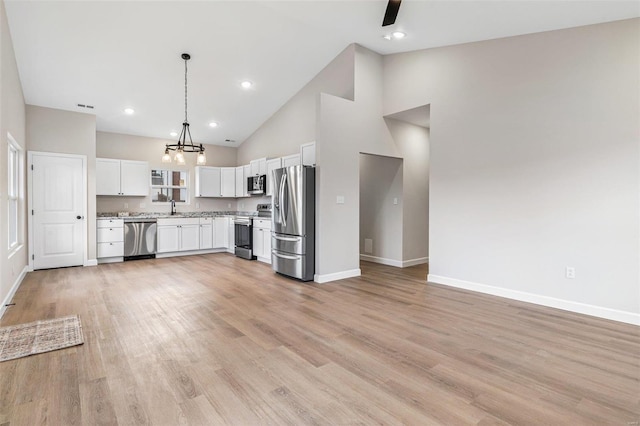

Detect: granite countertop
97,211,258,220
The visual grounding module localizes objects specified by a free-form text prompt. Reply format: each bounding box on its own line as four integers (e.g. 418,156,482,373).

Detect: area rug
0,315,84,362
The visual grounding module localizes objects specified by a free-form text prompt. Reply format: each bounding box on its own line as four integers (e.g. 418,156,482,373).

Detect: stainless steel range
233,216,254,260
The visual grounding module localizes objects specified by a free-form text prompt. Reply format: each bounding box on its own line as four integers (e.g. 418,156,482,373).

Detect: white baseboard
0,265,29,319
360,254,402,267
403,257,429,267
84,259,98,267
315,268,361,283
156,248,228,259
360,254,429,268
428,274,640,326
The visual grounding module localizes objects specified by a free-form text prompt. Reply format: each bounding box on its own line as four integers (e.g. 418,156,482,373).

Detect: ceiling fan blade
382,0,402,27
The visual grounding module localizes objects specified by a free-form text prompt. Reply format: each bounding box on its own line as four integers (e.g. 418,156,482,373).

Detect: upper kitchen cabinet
301,142,316,166
250,158,267,176
96,158,149,196
281,153,300,168
220,167,236,197
265,158,282,196
195,166,221,197
235,165,250,197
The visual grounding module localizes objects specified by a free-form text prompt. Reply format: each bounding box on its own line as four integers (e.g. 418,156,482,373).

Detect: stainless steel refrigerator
271,165,315,281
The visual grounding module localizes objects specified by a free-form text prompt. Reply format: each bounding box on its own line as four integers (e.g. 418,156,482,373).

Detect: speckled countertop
97,211,257,220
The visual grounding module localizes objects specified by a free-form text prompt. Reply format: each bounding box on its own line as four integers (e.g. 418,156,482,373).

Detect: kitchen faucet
170,199,176,215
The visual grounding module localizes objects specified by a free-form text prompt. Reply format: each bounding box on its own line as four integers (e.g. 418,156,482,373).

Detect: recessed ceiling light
240,80,253,89
124,108,135,115
392,31,406,39
209,122,218,128
383,34,392,40
170,131,178,137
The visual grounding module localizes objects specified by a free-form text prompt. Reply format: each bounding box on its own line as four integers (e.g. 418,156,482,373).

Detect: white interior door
31,152,85,270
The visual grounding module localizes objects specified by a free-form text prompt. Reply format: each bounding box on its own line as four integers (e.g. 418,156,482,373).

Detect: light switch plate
336,196,345,204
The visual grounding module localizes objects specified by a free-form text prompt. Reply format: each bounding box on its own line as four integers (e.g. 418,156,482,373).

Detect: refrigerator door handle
280,173,288,228
273,235,299,242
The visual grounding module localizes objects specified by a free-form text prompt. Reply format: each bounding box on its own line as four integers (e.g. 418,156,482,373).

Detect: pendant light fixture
162,53,206,165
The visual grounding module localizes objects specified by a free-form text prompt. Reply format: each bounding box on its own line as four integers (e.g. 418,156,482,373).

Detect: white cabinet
301,142,316,166
220,167,236,197
97,158,149,196
281,154,300,168
199,218,213,249
97,218,124,260
265,158,281,197
250,158,267,176
195,166,221,197
235,166,245,197
214,217,229,248
157,218,200,253
252,218,272,264
157,225,179,253
243,165,251,197
227,219,235,254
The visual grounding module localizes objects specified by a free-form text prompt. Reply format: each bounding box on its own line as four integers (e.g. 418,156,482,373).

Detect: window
151,169,188,203
8,133,22,252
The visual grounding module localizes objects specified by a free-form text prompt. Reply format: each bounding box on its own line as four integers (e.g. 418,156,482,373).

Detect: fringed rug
0,315,84,362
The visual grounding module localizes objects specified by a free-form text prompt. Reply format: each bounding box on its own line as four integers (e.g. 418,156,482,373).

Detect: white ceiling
5,1,639,147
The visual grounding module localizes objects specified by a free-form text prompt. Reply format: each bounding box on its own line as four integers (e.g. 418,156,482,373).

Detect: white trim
402,257,429,267
0,265,28,319
28,151,88,271
155,248,228,259
428,274,640,326
84,259,98,267
314,268,361,283
360,254,429,268
360,254,402,267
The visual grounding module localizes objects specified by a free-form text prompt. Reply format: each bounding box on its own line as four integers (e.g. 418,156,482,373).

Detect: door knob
76,215,83,219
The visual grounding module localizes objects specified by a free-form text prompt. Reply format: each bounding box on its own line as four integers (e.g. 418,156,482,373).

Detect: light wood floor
1,254,638,425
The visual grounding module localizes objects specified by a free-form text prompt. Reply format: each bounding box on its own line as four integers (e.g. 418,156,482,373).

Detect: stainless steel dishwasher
123,218,157,260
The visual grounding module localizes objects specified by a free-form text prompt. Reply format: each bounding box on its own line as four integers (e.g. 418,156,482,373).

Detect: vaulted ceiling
5,1,638,146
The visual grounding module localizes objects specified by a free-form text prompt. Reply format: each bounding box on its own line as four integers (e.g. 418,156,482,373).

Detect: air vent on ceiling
224,139,236,143
77,103,94,109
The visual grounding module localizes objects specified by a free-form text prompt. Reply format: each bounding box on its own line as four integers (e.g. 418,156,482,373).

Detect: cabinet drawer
199,217,213,225
97,219,123,228
97,242,124,258
97,227,124,243
253,219,271,230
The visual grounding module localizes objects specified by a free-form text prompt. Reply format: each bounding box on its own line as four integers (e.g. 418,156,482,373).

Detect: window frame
7,133,23,255
150,169,190,204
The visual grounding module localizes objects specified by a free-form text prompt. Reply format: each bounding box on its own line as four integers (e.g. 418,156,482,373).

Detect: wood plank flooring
0,254,638,425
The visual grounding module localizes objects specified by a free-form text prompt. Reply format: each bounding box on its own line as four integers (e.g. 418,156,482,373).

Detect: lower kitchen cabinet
252,218,271,263
157,218,200,253
97,218,124,262
214,217,229,249
199,218,213,249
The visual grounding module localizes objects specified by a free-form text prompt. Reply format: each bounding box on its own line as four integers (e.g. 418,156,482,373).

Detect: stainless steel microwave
248,175,266,195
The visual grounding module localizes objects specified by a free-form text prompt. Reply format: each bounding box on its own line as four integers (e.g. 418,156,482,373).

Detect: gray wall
96,131,239,213
384,19,639,320
0,0,27,312
359,153,403,263
237,44,355,164
26,105,97,262
385,118,430,263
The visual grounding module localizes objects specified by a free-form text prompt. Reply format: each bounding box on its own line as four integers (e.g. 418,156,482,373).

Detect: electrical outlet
195,202,200,209
336,196,345,204
123,202,128,209
393,198,398,205
565,267,575,279
227,203,231,209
